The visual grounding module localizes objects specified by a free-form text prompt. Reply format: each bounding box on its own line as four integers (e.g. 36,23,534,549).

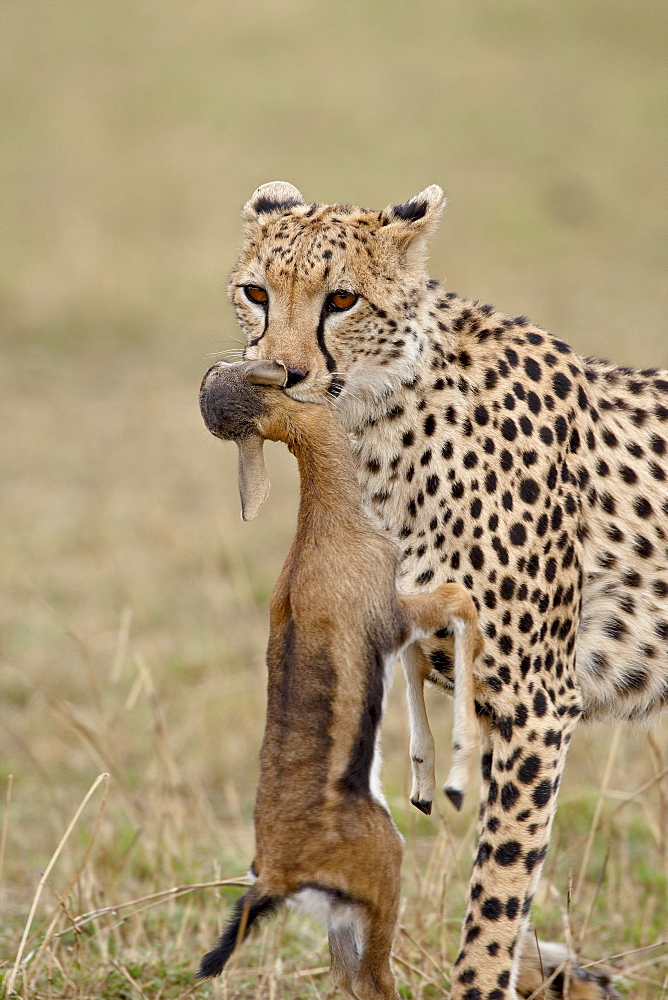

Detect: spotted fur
226,181,666,998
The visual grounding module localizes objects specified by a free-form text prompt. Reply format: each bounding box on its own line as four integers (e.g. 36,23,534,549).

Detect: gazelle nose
285,367,308,388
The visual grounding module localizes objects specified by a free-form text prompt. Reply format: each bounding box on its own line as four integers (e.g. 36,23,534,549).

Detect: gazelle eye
244,285,269,306
326,290,358,312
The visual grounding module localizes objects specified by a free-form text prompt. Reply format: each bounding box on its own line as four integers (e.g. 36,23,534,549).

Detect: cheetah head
229,181,446,423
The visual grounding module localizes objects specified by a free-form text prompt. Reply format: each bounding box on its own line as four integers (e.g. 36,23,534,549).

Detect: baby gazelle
197,359,483,999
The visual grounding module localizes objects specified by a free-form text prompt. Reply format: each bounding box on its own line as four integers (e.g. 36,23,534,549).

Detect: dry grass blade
135,654,181,790
47,698,125,789
49,877,252,939
607,764,668,820
575,847,609,951
110,605,133,684
580,940,667,967
573,725,621,905
292,966,328,979
391,951,449,996
398,924,443,977
4,772,110,998
30,772,118,975
111,960,151,1000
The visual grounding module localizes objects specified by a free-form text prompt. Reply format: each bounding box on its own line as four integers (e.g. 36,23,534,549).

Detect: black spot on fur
494,841,522,866
501,783,519,810
517,756,541,784
481,897,503,920
531,780,553,808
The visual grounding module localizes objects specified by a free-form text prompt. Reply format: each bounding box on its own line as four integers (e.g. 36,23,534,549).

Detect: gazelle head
199,358,289,521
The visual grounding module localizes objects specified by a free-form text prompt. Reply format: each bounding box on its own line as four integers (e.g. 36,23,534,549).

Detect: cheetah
224,180,667,999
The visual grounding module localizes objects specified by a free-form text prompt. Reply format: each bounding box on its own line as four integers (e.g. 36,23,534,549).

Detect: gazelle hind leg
352,905,401,1000
328,921,361,998
348,814,403,1000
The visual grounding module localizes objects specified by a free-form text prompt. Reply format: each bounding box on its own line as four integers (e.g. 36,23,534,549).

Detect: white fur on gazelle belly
287,887,362,932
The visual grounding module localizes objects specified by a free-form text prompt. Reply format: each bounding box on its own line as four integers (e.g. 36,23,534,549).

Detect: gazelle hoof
410,797,432,815
444,787,464,811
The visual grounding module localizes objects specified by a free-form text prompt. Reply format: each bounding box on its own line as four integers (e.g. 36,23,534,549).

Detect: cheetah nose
285,366,308,388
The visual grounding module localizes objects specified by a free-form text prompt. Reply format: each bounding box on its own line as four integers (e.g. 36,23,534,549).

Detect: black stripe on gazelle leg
338,640,389,799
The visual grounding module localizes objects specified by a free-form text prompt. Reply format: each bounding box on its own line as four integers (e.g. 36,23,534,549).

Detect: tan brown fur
198,358,484,999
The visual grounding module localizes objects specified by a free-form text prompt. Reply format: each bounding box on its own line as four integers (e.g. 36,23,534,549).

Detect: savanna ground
0,2,666,997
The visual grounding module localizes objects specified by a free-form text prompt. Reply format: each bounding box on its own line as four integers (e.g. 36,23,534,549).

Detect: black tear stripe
316,309,338,373
247,306,269,349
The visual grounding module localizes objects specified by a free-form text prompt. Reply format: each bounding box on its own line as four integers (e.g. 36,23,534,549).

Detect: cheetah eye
243,285,269,306
326,290,358,313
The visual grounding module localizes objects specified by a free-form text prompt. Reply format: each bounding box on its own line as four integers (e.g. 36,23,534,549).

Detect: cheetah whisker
204,349,246,360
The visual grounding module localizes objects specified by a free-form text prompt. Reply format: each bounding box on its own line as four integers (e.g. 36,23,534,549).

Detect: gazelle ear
244,359,288,387
237,435,270,521
243,181,304,222
380,184,446,269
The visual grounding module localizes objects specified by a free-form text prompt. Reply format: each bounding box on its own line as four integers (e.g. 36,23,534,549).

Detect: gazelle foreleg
402,642,436,814
442,615,480,811
399,584,483,814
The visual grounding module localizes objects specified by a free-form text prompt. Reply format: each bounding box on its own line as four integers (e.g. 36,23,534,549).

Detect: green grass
1,1,667,997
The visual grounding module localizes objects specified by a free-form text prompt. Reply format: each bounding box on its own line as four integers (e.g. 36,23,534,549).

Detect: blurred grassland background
1,1,667,997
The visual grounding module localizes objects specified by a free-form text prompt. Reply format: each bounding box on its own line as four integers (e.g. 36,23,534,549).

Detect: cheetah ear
243,181,304,221
380,184,446,268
